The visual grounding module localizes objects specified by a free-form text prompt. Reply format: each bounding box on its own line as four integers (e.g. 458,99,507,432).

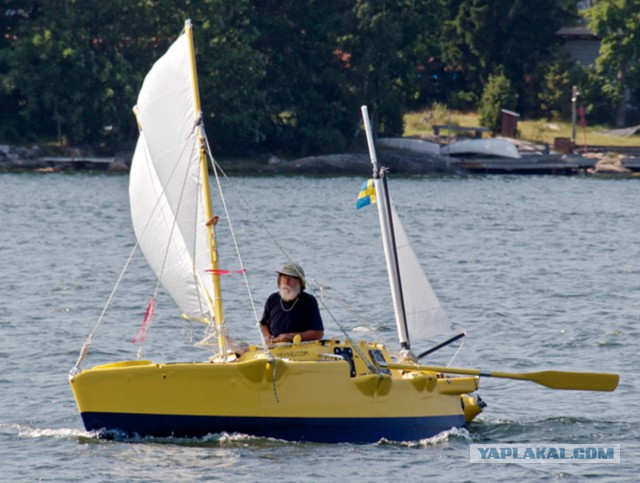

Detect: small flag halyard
356,179,376,209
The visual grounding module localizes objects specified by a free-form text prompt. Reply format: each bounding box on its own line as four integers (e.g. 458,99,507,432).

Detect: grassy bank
404,107,639,147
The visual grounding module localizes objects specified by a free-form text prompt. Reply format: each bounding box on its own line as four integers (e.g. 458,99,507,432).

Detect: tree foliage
439,0,576,113
478,69,517,132
247,0,358,155
347,0,446,139
0,0,443,154
537,52,581,121
581,0,640,127
0,0,637,154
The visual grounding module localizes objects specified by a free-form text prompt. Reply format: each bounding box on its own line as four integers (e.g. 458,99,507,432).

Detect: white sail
129,31,213,318
391,204,451,344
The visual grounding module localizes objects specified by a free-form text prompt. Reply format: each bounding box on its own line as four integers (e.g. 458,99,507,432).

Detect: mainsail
391,203,451,345
129,29,213,319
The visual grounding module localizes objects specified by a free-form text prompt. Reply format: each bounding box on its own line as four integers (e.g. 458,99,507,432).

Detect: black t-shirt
259,291,323,336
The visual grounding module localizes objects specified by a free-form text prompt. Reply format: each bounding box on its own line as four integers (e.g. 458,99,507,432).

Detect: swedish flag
356,179,376,210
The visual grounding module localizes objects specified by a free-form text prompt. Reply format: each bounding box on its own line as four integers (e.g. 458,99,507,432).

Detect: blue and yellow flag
356,179,376,210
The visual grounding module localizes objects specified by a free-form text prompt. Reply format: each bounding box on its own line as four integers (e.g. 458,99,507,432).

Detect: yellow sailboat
69,21,618,443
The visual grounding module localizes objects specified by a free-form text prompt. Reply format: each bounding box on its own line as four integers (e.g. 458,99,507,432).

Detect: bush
479,70,518,133
449,90,478,110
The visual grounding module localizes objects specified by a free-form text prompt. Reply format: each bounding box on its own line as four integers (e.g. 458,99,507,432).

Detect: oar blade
528,371,619,392
384,363,619,392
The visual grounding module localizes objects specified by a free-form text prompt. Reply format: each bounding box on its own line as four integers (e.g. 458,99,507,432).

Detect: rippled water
1,172,638,481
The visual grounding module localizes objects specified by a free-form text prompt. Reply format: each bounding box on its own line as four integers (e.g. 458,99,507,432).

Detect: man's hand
272,333,294,343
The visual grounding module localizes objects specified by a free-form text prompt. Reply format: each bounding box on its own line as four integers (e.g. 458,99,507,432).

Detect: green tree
243,0,444,154
537,51,585,121
478,69,517,132
170,1,270,154
247,0,358,155
440,0,576,114
582,1,640,127
5,0,156,147
1,0,268,151
4,0,596,155
347,0,445,139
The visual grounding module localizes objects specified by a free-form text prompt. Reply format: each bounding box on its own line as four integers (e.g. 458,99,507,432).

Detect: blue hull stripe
82,412,465,443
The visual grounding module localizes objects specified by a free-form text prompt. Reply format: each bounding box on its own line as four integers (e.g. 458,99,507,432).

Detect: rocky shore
2,142,639,176
0,144,129,172
260,150,454,175
0,143,455,175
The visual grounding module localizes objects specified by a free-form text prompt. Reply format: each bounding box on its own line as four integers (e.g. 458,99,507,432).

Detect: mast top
361,106,379,179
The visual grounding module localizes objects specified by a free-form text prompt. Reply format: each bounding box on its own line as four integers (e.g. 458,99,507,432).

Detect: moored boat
441,137,521,159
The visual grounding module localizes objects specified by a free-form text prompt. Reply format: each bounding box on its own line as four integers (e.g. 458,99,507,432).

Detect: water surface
1,172,637,481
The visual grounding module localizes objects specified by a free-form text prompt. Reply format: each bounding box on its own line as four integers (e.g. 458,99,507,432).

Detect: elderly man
259,262,324,344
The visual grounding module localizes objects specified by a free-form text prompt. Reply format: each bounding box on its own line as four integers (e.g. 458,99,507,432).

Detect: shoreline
1,142,639,176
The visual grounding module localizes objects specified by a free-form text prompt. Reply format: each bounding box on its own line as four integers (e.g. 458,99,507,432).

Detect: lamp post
571,85,580,146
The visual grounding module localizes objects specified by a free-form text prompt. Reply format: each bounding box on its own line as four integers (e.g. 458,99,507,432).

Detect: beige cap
277,262,306,289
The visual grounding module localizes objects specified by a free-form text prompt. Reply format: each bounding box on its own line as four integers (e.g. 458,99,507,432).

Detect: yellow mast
185,20,227,357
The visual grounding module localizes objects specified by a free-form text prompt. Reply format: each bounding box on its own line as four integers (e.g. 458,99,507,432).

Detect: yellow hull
70,339,482,442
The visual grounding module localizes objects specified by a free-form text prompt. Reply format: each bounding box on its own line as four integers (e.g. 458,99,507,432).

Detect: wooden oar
385,363,619,392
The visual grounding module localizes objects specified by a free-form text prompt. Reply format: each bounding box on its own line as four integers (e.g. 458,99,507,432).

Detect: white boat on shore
377,137,441,155
441,138,521,159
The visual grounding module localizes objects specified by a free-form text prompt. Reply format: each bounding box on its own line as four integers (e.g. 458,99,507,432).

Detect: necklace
280,296,299,312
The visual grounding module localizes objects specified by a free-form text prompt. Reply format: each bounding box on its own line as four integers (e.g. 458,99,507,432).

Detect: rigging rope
70,120,215,373
447,341,465,368
70,240,141,376
202,132,269,351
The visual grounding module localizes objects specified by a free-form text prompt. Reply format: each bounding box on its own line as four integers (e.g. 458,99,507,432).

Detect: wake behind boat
69,21,618,443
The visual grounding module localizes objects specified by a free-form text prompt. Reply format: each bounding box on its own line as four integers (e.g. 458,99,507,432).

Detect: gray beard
279,285,300,302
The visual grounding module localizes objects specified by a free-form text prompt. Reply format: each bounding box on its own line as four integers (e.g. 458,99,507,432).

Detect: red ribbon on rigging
132,297,157,343
206,269,247,276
